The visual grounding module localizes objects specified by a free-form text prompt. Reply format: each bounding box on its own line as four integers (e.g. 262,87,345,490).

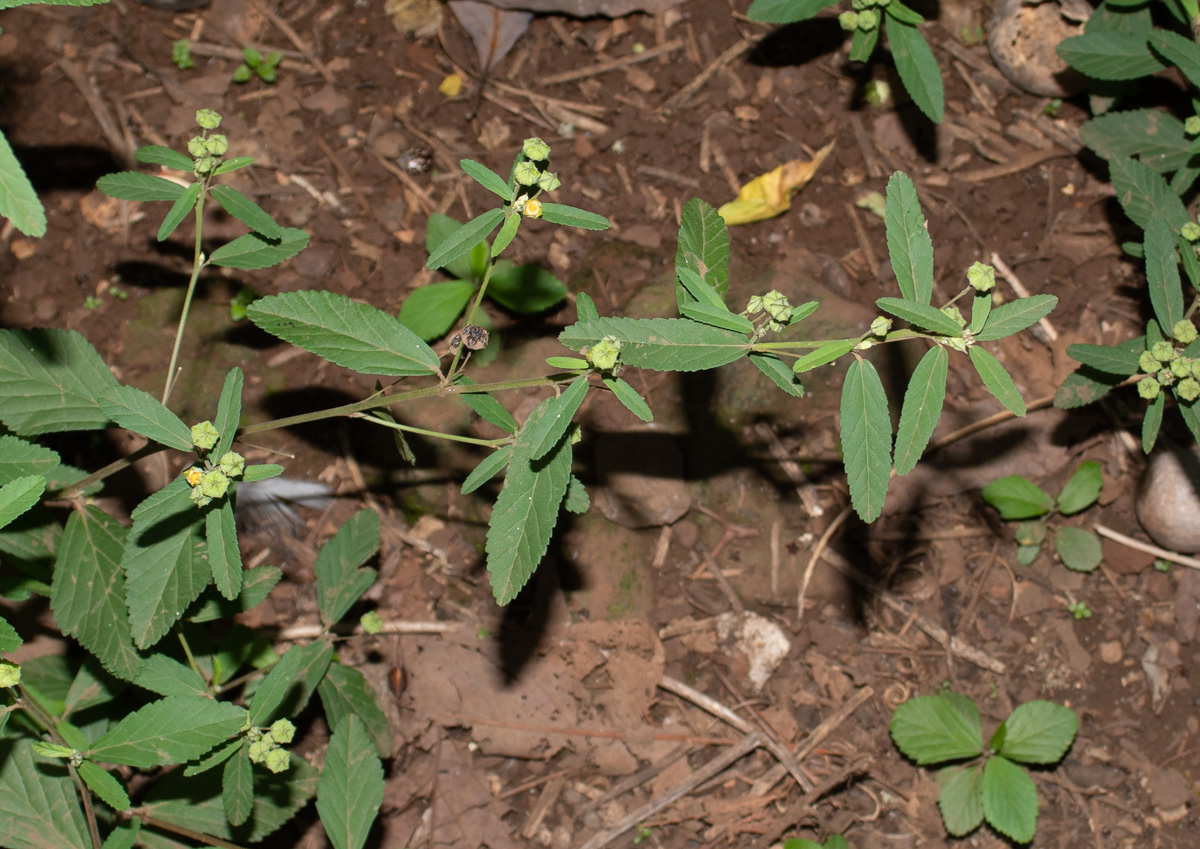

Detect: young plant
981,460,1104,571
747,0,944,122
234,46,282,83
785,835,850,849
890,692,1079,843
172,38,195,70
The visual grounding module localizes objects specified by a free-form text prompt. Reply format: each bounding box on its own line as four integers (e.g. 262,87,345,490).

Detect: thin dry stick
540,38,684,85
749,684,875,797
576,743,692,816
576,731,764,849
1094,523,1200,570
252,0,336,84
798,504,852,622
820,547,1007,674
755,422,823,518
368,148,434,215
659,37,755,114
845,201,879,276
57,58,134,168
928,394,1056,453
958,148,1072,183
991,252,1058,344
749,753,873,849
770,520,780,597
697,544,745,613
278,619,462,641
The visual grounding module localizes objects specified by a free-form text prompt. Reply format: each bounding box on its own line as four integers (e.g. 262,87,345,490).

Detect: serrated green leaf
212,368,243,457
488,261,568,313
132,654,208,698
78,761,130,812
676,198,730,300
527,378,588,462
885,16,943,123
1057,30,1166,80
884,0,924,24
317,662,392,758
121,479,209,650
1145,216,1184,334
546,356,589,370
1106,156,1190,232
247,638,333,726
793,339,856,374
206,501,242,601
0,475,44,531
0,739,90,849
980,756,1037,843
398,280,475,342
749,351,805,397
602,375,654,421
788,300,819,325
317,716,384,849
212,156,255,176
575,291,599,322
490,213,521,257
936,764,984,837
1143,391,1164,452
999,701,1078,764
316,509,379,629
188,564,281,624
894,345,947,475
209,185,282,239
50,507,142,681
99,385,193,451
486,399,573,603
1065,343,1141,375
156,180,202,242
841,358,892,522
208,227,309,269
889,693,984,765
560,317,750,372
453,375,518,433
968,290,992,335
0,130,46,237
848,21,880,62
746,0,837,22
974,295,1057,341
88,696,246,768
183,738,243,777
982,475,1054,520
563,474,589,513
1054,527,1102,572
247,290,441,377
539,202,609,230
877,297,962,336
885,172,934,304
427,208,504,270
241,464,284,482
96,171,187,202
0,328,122,435
1056,461,1102,515
969,347,1025,416
461,447,512,494
680,302,756,333
676,266,725,309
1151,29,1200,88
223,747,254,827
1080,110,1192,175
460,158,512,200
0,615,21,653
426,213,479,281
1054,367,1127,409
0,436,59,485
135,144,194,171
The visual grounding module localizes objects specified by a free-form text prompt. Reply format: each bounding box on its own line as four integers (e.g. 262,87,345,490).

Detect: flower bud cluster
1137,320,1200,401
839,0,889,31
186,419,249,507
247,719,296,774
745,289,793,336
586,335,622,372
513,138,560,218
189,109,228,177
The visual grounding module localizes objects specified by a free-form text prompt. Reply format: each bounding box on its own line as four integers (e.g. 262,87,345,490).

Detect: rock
1136,445,1200,553
988,0,1087,97
717,611,792,694
592,430,690,528
1146,766,1192,811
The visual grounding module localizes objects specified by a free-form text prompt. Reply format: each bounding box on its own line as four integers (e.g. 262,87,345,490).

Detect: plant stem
55,442,166,500
68,761,103,849
177,630,206,686
447,230,506,381
359,414,511,447
162,183,209,406
133,813,246,849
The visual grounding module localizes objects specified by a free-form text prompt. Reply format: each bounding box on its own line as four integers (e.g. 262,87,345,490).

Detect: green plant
890,693,1079,843
748,0,944,122
784,835,850,849
981,460,1104,571
172,38,194,70
1067,599,1093,620
234,47,282,84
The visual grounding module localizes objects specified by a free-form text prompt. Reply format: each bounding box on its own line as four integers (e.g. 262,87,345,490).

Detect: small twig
252,0,336,84
928,394,1056,453
430,710,739,747
770,520,780,598
697,544,745,613
991,252,1057,344
660,675,753,734
849,114,883,179
576,744,692,816
750,754,873,849
958,148,1072,183
845,201,879,278
57,58,134,169
798,504,852,623
315,136,373,216
368,148,435,216
659,37,755,114
755,422,823,518
1093,523,1200,570
277,619,462,641
540,38,684,86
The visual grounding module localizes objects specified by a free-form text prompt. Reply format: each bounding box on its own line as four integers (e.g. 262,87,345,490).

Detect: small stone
1136,445,1200,553
717,611,791,694
1146,766,1192,810
1099,640,1123,664
33,296,58,322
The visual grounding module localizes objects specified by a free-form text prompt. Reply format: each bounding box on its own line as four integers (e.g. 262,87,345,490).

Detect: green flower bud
1187,116,1200,136
1192,359,1200,379
187,136,207,158
196,109,222,130
0,661,20,688
522,137,551,161
767,320,784,333
1138,377,1161,400
1158,369,1176,386
513,160,541,187
762,290,792,322
1152,340,1176,362
1172,358,1192,379
537,171,561,192
870,316,892,337
745,295,764,315
199,469,231,499
204,134,229,156
360,610,383,635
194,155,217,176
218,451,245,478
838,10,859,30
941,306,965,327
1139,350,1161,373
248,738,271,763
269,719,296,745
945,336,970,354
967,261,995,292
189,487,213,508
264,748,290,773
1173,320,1198,344
586,335,622,371
857,8,877,28
1184,222,1200,242
1178,377,1200,402
191,421,220,451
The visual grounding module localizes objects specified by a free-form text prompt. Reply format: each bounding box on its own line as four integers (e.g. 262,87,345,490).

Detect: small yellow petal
438,74,463,98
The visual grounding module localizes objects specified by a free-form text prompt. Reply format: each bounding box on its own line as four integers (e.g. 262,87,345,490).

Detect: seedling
981,461,1104,571
890,693,1078,843
1067,600,1092,620
785,836,850,849
234,47,282,84
172,38,194,71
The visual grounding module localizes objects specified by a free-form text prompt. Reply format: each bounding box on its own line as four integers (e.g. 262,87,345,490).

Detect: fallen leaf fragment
718,140,835,225
439,73,464,98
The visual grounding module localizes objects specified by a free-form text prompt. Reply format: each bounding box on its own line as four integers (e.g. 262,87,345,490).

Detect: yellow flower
185,467,203,487
523,199,543,219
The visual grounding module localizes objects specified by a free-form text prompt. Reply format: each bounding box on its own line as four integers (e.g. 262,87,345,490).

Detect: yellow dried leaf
718,140,836,225
438,73,463,98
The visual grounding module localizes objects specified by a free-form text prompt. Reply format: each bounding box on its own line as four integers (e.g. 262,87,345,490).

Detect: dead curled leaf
718,140,836,226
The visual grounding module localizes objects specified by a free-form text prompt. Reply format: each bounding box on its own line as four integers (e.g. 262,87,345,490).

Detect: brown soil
2,0,1198,846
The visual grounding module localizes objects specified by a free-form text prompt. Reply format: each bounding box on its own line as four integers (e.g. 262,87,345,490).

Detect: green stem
68,761,103,849
177,630,206,686
133,813,246,849
359,414,512,447
54,442,166,500
751,328,927,354
446,223,508,381
161,183,209,407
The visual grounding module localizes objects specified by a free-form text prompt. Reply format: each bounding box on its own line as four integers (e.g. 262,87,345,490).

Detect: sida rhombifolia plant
890,692,1079,843
0,111,1056,847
